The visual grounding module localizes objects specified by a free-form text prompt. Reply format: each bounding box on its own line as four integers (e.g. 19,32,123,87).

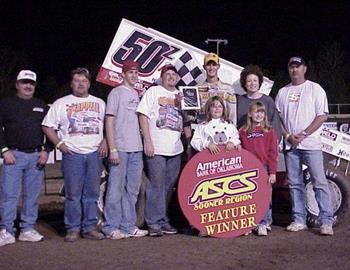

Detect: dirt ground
1,206,349,270
1,163,349,270
1,204,349,270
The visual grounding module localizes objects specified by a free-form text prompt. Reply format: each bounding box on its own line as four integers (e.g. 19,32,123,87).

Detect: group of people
0,52,334,247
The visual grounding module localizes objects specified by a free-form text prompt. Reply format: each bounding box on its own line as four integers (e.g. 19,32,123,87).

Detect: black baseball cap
288,56,306,66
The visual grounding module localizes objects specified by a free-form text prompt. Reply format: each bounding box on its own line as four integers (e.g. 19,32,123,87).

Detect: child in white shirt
191,96,241,154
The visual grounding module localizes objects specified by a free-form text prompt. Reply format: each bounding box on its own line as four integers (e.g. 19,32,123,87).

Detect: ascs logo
189,170,258,204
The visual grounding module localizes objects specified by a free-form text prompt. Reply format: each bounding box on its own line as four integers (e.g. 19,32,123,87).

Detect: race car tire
135,172,147,228
304,168,350,227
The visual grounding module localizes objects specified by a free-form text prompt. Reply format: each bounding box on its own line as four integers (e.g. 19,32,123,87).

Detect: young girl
191,96,241,154
239,101,278,236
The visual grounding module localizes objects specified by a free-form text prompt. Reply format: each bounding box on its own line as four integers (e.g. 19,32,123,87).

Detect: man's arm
301,114,328,136
42,126,71,154
0,104,16,164
294,114,328,142
138,113,154,157
105,115,119,164
42,104,55,153
284,115,328,147
277,113,296,148
184,126,193,144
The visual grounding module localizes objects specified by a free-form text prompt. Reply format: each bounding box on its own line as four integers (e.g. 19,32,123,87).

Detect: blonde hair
204,96,229,122
242,101,271,133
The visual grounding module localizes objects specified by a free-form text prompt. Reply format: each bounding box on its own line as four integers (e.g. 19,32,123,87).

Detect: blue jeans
103,151,143,234
144,154,181,228
260,201,272,226
62,151,102,233
0,151,44,234
285,149,333,226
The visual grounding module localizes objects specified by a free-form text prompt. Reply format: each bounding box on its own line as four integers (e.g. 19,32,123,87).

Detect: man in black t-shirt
0,70,53,247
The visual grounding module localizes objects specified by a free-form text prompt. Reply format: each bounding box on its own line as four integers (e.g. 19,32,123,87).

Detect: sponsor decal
337,149,350,159
341,136,350,146
320,127,350,161
321,129,338,141
108,71,123,83
178,147,270,238
322,122,338,130
339,123,350,134
321,143,333,153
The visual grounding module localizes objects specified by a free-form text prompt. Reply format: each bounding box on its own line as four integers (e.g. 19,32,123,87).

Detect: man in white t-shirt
275,57,334,235
137,64,183,237
42,67,107,242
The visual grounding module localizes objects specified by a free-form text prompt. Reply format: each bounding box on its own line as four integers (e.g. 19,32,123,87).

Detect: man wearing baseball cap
102,60,148,239
137,63,183,236
288,56,306,66
275,56,334,235
200,53,236,124
0,70,53,246
184,53,237,157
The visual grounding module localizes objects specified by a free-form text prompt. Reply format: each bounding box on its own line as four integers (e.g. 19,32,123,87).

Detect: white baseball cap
16,70,37,82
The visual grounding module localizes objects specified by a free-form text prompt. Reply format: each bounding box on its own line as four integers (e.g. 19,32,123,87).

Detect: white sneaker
257,225,268,236
320,225,334,236
243,230,252,236
106,229,130,240
128,228,148,238
0,229,15,247
18,229,44,242
286,222,307,232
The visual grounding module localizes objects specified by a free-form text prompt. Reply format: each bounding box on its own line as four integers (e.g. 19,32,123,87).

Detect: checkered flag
175,52,206,87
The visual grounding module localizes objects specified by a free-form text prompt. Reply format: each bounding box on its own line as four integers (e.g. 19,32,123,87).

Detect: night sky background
1,1,350,103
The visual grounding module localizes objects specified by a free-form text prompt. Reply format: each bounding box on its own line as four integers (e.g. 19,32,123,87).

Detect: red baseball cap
122,60,139,72
160,64,178,76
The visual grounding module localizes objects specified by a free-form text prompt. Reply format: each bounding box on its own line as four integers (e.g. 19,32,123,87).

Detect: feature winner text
188,167,261,236
200,204,257,235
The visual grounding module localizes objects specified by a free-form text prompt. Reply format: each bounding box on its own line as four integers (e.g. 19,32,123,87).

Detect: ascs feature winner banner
178,147,270,238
